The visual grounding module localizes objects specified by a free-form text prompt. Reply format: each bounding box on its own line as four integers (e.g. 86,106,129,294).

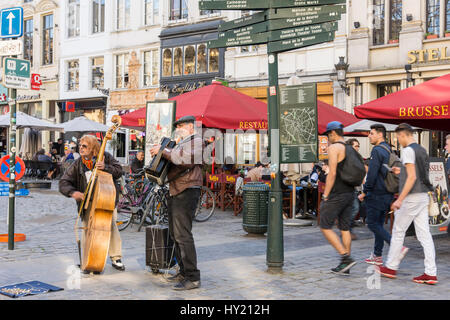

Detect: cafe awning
354,74,450,131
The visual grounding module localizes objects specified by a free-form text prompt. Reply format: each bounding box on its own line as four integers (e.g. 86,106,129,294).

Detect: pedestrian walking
358,124,403,266
319,121,365,275
150,115,203,290
377,123,438,285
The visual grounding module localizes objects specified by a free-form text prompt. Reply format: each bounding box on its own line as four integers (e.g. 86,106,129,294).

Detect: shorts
319,192,355,231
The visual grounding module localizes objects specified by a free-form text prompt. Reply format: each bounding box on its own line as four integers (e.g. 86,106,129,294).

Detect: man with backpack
377,123,438,285
358,124,408,266
320,121,365,275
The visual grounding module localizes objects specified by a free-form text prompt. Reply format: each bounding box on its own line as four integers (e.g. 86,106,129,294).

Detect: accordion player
145,137,176,185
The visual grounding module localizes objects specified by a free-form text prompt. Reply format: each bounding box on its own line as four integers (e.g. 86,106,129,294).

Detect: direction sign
0,7,23,38
200,0,269,10
2,57,31,90
271,0,345,8
269,21,337,41
268,31,335,53
218,21,269,39
0,39,22,56
268,4,346,19
210,32,270,48
218,11,266,31
268,11,342,30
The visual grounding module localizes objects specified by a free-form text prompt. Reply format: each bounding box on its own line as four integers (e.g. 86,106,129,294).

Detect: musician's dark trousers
168,188,201,282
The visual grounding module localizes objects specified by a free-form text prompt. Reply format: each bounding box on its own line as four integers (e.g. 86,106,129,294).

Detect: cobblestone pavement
0,182,449,300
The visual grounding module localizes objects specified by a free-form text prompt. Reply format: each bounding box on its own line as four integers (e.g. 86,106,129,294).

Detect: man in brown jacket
150,115,203,290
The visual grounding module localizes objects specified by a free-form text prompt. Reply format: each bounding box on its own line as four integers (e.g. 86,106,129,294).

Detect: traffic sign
31,73,42,90
268,21,337,41
271,0,346,8
2,57,31,90
0,39,22,56
199,0,269,10
218,11,266,31
267,31,335,53
268,11,342,30
0,155,26,182
0,7,23,38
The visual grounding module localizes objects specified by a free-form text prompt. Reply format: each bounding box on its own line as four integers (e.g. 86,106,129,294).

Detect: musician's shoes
173,279,201,290
112,259,125,271
164,273,185,283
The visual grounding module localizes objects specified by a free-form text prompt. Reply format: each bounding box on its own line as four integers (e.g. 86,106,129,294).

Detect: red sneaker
376,265,397,279
413,274,438,285
365,253,383,266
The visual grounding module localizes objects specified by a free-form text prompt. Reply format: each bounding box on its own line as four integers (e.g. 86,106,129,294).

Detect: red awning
354,74,450,131
120,82,358,133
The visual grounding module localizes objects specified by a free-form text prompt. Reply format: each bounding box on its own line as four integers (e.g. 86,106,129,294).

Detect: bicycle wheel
116,201,133,231
194,186,215,222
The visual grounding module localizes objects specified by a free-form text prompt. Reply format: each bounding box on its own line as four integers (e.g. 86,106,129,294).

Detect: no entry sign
0,155,26,182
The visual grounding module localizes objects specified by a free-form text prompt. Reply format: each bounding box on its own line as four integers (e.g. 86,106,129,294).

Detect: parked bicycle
194,186,216,222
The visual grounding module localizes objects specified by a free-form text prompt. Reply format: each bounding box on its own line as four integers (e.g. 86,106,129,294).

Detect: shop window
173,47,183,76
24,19,33,65
116,132,126,158
49,101,56,119
162,48,172,77
197,44,207,74
42,14,54,65
237,133,257,164
209,48,219,73
169,0,188,21
184,46,195,75
145,0,159,25
19,102,42,119
377,83,400,98
427,0,440,36
373,0,385,45
116,0,131,30
67,0,80,38
143,49,159,86
91,56,104,89
67,60,79,91
115,53,130,89
92,0,105,34
389,0,402,41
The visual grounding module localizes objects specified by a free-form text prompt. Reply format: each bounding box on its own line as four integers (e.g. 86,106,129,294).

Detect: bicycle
137,184,170,232
194,186,216,222
116,170,154,231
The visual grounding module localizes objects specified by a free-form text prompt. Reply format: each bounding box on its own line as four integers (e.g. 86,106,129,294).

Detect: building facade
347,0,450,156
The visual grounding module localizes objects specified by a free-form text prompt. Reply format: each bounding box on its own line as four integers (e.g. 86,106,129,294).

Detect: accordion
145,137,176,185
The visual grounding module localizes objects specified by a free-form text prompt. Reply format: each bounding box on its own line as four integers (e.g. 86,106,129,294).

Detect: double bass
75,115,122,273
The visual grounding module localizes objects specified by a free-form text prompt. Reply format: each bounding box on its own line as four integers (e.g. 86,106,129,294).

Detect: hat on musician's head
173,115,196,127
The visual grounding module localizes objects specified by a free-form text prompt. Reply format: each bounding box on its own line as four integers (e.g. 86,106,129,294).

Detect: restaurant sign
399,105,448,118
160,81,208,95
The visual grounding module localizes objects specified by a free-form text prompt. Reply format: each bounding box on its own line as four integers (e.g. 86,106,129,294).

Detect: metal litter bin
242,182,269,234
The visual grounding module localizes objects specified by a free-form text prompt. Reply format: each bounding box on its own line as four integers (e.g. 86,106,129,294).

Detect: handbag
428,191,440,217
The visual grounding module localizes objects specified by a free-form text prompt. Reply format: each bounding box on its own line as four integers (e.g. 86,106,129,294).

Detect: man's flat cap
173,115,196,127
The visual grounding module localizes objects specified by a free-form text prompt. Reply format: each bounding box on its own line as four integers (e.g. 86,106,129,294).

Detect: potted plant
445,30,450,37
425,32,438,39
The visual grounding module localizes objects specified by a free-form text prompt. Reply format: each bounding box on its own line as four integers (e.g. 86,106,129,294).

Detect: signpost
0,7,23,38
0,39,22,56
2,57,31,90
199,0,346,271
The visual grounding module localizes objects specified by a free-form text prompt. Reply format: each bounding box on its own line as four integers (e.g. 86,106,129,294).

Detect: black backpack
336,142,366,187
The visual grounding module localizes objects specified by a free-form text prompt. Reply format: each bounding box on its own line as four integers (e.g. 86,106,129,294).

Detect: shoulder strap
377,144,391,154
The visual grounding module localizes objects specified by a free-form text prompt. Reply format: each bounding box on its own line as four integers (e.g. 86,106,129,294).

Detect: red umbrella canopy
120,82,358,133
354,74,450,131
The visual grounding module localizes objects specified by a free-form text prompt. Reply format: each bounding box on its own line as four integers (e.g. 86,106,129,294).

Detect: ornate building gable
36,0,58,13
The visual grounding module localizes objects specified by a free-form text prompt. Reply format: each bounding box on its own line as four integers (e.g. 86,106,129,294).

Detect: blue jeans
365,193,394,257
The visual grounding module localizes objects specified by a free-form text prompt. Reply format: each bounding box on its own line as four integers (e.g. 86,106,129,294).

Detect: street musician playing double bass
59,134,125,272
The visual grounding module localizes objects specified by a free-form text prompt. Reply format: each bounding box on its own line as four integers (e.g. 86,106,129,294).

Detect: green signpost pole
8,86,16,250
266,51,284,272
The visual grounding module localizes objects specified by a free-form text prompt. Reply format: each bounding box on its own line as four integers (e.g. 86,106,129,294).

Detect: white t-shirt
401,146,415,165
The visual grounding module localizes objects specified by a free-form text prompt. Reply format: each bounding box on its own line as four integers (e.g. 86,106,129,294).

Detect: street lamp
335,56,350,95
405,64,413,87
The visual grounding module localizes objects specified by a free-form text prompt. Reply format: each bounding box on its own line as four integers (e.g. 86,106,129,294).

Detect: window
377,83,400,98
373,0,385,45
162,49,172,77
200,9,219,16
92,0,105,33
169,0,188,21
143,50,159,86
42,14,54,65
390,0,402,41
91,56,104,89
427,0,440,36
24,19,33,65
209,48,219,73
173,47,183,76
19,102,42,119
67,0,80,38
197,44,207,74
184,46,195,75
240,45,258,53
115,53,130,88
67,60,79,91
446,0,450,33
145,0,159,25
116,0,131,30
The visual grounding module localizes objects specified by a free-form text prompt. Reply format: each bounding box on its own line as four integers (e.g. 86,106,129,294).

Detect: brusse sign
399,104,448,118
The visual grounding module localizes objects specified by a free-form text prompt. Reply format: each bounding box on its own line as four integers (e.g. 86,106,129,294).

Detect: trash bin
242,182,269,234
